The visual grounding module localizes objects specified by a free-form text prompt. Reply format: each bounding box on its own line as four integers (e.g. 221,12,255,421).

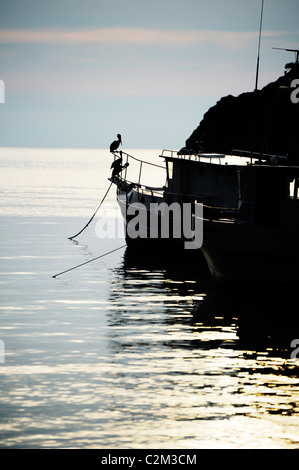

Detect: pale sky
0,0,298,149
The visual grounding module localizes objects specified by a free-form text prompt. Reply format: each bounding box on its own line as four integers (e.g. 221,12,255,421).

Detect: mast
254,0,264,91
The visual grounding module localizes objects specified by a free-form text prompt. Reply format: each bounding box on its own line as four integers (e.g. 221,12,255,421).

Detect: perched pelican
110,155,129,178
110,157,123,177
110,134,122,153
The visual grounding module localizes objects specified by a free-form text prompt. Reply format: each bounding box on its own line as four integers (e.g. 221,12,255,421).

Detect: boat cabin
161,149,299,229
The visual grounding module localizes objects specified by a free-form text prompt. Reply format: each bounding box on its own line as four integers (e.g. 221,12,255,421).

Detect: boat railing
160,149,225,164
161,148,289,166
113,150,165,186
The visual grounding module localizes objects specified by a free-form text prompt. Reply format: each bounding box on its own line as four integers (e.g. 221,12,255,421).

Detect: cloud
3,59,259,99
0,27,292,49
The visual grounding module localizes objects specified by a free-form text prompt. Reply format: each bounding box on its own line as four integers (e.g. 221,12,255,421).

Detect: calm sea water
0,147,299,449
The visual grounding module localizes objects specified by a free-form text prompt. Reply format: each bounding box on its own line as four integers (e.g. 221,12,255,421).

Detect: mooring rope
68,181,113,240
52,244,126,278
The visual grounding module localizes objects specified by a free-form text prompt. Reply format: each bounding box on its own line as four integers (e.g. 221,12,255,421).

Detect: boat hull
117,188,203,252
202,220,299,284
202,246,299,284
118,188,299,283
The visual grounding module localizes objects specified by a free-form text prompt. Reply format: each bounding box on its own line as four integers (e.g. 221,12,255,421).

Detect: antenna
255,0,264,91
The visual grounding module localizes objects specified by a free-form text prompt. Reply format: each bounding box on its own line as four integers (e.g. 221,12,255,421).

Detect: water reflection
105,248,299,447
110,247,299,366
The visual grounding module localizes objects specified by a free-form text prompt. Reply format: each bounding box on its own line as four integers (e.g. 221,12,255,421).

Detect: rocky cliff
185,62,299,163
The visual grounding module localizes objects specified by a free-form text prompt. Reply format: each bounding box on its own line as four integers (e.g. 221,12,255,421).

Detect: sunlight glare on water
0,148,299,449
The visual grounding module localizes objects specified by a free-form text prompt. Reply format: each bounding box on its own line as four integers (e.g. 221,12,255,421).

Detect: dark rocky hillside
185,61,299,164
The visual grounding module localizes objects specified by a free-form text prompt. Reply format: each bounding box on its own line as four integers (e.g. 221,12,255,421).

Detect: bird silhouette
110,157,123,177
110,134,122,153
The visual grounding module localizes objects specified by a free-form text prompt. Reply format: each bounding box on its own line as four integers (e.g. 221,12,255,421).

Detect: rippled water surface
0,148,299,449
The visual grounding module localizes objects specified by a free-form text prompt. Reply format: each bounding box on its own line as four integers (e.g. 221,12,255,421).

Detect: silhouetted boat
109,146,299,284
